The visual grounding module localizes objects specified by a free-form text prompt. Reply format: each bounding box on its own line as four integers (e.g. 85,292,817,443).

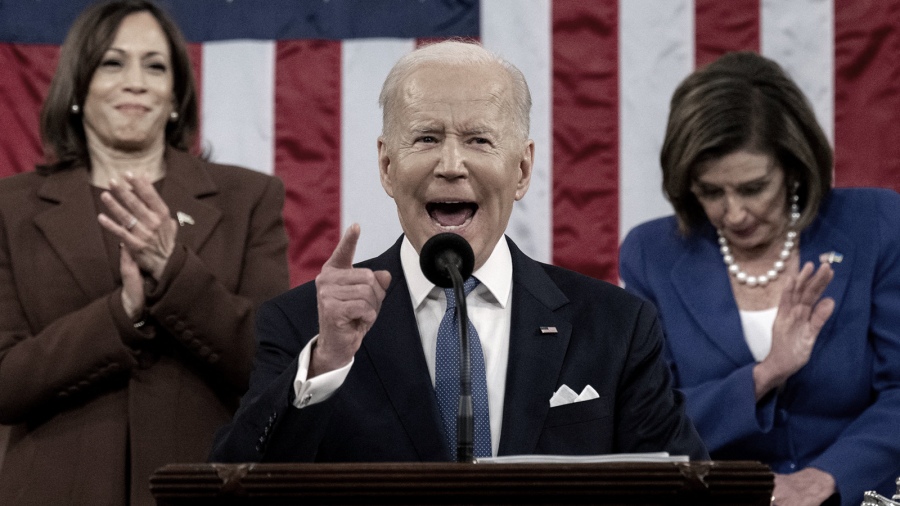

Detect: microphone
419,232,475,288
419,233,477,463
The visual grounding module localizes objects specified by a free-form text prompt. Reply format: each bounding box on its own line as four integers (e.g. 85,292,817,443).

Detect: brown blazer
0,149,289,506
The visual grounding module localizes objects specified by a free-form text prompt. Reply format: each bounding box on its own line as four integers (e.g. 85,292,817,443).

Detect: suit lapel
670,229,752,367
799,205,855,342
159,150,222,254
359,241,447,460
498,239,572,456
32,150,225,300
34,167,115,300
669,210,856,369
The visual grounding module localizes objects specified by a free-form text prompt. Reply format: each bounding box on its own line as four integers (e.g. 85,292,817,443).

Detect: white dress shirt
292,236,513,457
739,306,777,362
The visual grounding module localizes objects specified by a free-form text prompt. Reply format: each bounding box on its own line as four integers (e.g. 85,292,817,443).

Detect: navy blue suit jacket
211,237,706,462
620,188,900,504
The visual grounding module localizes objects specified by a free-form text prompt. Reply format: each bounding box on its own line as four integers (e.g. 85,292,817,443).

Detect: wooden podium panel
151,461,773,505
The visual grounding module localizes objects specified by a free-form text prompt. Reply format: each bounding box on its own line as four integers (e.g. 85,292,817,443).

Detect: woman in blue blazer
620,52,900,506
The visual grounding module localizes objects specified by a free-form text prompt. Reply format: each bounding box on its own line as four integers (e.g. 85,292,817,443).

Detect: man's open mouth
426,201,478,228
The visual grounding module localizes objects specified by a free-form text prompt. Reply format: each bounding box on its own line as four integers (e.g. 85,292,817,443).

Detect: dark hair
39,0,197,171
660,51,832,235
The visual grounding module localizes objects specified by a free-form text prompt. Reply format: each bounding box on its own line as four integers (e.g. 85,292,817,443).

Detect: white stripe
761,0,835,144
619,0,692,241
201,40,275,174
341,39,414,262
481,0,552,264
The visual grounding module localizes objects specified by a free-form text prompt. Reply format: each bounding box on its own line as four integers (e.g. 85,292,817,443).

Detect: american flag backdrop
2,0,899,288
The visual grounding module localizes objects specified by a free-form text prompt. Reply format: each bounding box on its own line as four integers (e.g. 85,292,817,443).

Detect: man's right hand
311,224,392,378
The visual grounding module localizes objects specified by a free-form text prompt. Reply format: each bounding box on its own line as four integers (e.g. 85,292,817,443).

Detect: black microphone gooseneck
419,233,476,463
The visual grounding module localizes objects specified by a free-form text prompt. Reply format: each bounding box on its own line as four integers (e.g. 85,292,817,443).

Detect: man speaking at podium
210,41,707,463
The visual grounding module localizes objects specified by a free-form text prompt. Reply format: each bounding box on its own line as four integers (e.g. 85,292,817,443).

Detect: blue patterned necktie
434,276,492,459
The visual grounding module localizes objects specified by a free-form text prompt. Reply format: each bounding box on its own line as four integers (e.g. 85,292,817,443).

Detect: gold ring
125,216,138,230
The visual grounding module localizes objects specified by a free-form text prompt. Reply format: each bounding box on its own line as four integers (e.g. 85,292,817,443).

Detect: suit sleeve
613,298,709,460
807,193,900,500
209,289,338,463
0,207,143,423
0,293,141,424
144,175,289,393
619,227,778,451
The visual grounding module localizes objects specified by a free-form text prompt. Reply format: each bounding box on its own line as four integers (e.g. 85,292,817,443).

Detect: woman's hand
119,245,145,321
98,172,177,280
754,261,835,400
772,468,836,506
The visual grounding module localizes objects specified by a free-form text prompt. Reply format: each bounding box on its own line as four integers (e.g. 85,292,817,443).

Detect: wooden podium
151,461,773,505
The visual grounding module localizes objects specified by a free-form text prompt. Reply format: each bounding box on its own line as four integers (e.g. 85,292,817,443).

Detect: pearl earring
70,104,80,114
169,111,179,122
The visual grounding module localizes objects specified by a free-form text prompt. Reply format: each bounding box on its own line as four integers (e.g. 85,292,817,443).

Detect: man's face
378,62,534,271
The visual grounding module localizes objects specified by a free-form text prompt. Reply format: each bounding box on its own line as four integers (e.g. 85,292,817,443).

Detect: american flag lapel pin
540,326,558,335
177,211,195,227
819,251,843,264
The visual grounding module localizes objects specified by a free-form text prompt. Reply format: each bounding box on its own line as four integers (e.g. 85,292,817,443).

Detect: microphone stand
422,232,477,464
446,264,474,463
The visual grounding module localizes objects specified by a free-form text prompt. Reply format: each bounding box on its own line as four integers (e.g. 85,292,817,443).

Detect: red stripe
694,0,760,67
834,0,900,192
0,44,59,177
274,40,343,287
551,0,619,283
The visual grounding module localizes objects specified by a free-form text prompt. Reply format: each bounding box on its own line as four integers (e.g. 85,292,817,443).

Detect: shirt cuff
292,335,353,409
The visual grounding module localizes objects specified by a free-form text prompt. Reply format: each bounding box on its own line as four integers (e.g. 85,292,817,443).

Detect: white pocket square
549,384,599,407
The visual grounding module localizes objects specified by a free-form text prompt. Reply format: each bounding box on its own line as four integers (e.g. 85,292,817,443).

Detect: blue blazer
620,188,900,504
211,237,707,463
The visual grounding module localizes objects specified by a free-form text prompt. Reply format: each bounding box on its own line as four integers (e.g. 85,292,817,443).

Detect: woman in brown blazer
0,1,289,504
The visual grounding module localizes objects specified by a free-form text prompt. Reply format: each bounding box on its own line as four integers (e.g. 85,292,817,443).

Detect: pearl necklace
717,195,800,288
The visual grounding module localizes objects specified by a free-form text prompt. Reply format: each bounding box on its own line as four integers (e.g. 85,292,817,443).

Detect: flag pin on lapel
540,326,558,335
819,251,843,264
177,211,195,227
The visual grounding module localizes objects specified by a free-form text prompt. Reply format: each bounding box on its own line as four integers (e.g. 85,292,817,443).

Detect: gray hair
378,40,532,139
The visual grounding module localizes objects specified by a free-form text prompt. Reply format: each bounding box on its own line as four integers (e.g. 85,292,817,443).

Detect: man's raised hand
311,224,392,377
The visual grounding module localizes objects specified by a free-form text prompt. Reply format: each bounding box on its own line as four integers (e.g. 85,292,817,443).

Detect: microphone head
419,233,475,288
